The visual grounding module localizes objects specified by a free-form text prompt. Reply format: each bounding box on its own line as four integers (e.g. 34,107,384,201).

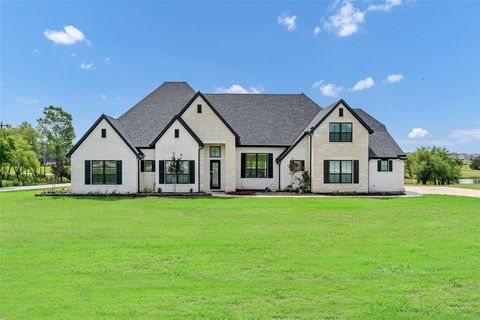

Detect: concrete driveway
405,186,480,198
0,183,71,192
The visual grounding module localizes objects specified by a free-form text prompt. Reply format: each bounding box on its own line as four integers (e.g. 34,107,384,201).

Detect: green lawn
461,164,480,179
1,192,479,319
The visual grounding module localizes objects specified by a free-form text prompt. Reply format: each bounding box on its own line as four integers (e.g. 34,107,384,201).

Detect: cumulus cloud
44,25,86,45
80,62,94,70
278,13,297,31
386,73,404,83
313,81,343,97
448,129,480,143
408,128,429,139
313,26,321,36
351,77,375,91
325,2,365,37
368,0,402,12
214,84,262,94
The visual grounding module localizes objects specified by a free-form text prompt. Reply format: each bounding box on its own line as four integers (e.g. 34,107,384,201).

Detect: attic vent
339,108,344,117
197,104,202,113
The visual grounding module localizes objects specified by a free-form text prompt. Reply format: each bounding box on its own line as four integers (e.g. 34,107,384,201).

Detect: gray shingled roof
118,82,195,146
354,109,405,158
108,81,403,158
203,93,321,145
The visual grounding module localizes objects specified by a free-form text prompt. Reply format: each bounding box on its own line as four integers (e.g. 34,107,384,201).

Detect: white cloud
408,128,429,139
350,77,375,91
448,129,480,143
14,97,37,105
34,48,40,53
325,2,365,37
104,57,111,64
214,84,262,94
70,53,77,57
80,62,94,70
313,81,343,97
368,0,402,12
278,13,297,31
386,73,404,83
313,26,321,36
100,94,108,99
43,25,86,45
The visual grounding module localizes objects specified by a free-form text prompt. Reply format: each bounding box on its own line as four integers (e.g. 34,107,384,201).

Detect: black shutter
324,160,330,183
140,160,145,172
377,160,381,171
85,160,91,184
159,160,165,184
388,160,393,172
268,153,273,178
354,160,359,184
116,160,122,184
301,160,305,171
152,161,156,172
189,160,195,184
241,153,246,178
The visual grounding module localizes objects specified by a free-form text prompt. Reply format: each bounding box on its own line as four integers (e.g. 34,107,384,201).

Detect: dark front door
210,160,221,189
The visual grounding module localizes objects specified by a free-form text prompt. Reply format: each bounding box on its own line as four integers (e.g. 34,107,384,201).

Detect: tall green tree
0,128,16,187
10,135,40,184
37,106,75,181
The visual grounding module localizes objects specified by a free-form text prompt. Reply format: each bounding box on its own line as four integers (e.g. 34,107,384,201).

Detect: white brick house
67,82,406,194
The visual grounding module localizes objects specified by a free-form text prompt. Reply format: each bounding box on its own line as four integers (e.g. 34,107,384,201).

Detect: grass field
1,192,479,319
461,164,480,179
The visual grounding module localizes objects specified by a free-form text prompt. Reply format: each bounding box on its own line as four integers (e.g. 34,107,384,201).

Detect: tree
10,135,40,184
37,106,75,181
167,153,183,192
14,121,41,175
406,146,461,185
0,128,16,187
470,156,480,170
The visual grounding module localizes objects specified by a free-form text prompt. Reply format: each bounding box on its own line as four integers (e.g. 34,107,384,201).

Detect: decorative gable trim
66,114,143,158
310,99,374,134
150,115,204,147
177,91,240,142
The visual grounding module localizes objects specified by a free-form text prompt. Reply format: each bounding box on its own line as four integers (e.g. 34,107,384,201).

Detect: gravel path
405,186,480,198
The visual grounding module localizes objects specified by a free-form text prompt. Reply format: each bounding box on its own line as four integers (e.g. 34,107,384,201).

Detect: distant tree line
406,146,463,185
470,156,480,170
0,106,75,187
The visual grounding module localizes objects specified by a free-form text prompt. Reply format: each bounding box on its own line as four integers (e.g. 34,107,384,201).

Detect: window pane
246,154,256,169
342,174,352,183
166,174,174,184
330,123,340,133
330,161,340,173
342,123,352,133
257,154,267,169
342,161,352,173
145,160,153,172
104,160,116,174
330,173,340,183
92,161,104,174
210,146,221,158
177,174,189,184
181,160,189,174
381,160,389,171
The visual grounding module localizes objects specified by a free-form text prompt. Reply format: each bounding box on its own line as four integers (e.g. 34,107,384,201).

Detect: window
329,122,352,142
245,153,268,178
339,108,344,117
289,160,305,172
210,146,221,158
329,160,352,183
174,129,179,138
378,159,392,172
141,160,155,172
165,160,190,184
101,128,107,138
92,160,118,185
197,104,202,113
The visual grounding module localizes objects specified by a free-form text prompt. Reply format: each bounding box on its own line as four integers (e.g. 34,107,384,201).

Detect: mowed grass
461,164,480,179
1,192,479,319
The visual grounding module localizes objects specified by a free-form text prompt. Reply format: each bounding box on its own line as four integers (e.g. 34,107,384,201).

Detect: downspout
137,158,140,193
309,131,314,192
278,161,281,191
198,145,204,192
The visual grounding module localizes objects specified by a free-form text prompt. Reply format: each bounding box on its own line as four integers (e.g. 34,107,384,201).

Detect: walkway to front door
210,160,221,189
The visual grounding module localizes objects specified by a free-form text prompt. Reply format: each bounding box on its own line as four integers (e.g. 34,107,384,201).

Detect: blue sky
1,1,479,153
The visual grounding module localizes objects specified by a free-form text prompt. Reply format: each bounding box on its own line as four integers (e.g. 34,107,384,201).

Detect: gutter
198,145,204,192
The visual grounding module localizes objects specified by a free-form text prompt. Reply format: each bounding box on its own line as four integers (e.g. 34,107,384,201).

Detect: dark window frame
91,160,119,185
174,129,179,138
142,160,155,172
197,104,202,113
378,159,389,172
339,108,344,117
329,122,353,142
101,128,107,138
210,146,221,158
244,153,269,178
328,160,353,184
164,160,191,184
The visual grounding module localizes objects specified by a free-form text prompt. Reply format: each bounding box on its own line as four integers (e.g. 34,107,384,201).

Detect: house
67,81,406,194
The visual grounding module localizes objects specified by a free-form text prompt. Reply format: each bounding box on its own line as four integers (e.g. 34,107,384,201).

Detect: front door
210,160,221,190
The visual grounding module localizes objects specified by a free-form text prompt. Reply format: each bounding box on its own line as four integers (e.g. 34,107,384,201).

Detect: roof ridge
204,93,305,96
